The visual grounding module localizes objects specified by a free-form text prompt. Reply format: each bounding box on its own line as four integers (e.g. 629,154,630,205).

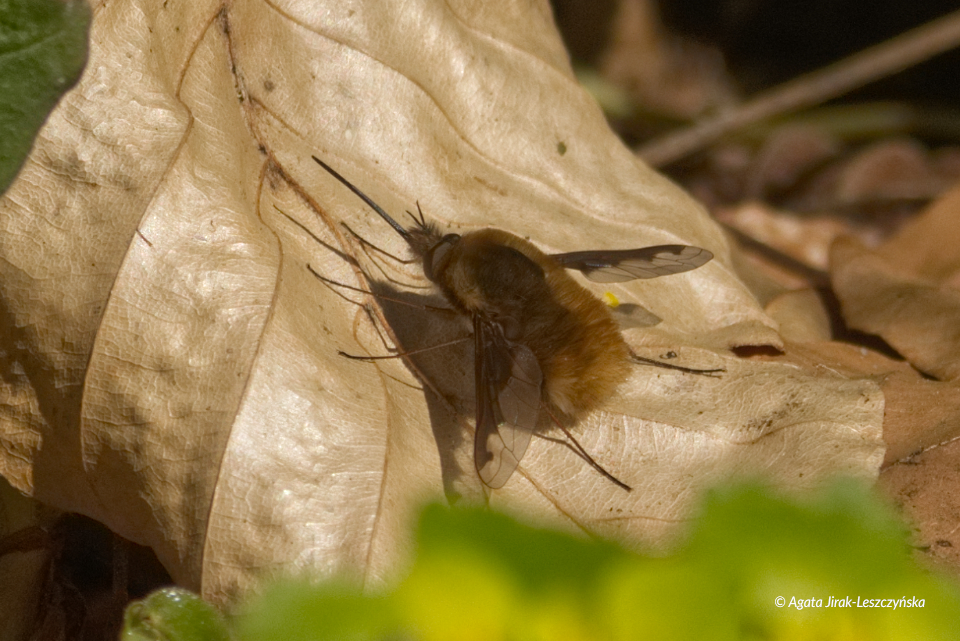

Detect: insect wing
551,245,713,283
473,316,542,489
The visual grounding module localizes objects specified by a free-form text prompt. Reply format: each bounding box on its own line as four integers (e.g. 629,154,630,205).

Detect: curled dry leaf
831,186,960,382
830,184,960,577
764,289,832,343
0,0,882,605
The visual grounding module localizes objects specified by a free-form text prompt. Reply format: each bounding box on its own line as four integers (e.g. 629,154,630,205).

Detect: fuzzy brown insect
313,156,717,490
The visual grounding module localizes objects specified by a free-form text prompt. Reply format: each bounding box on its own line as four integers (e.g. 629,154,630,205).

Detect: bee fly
312,156,721,490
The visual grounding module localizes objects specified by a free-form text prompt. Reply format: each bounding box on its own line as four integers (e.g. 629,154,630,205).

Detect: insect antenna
313,156,411,241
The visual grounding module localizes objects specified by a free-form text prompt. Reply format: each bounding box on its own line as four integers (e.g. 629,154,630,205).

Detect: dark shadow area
657,0,960,102
816,286,909,363
365,281,477,501
0,512,174,641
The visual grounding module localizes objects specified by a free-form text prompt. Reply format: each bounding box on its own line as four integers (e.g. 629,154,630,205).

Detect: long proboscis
312,156,411,241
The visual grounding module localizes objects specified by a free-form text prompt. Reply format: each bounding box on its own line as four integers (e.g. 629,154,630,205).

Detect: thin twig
637,9,960,166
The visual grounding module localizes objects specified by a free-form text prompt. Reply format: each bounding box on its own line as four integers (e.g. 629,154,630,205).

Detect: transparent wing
473,315,542,489
551,245,713,283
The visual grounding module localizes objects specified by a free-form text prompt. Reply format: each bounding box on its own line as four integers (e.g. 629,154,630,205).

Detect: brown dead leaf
880,440,960,578
742,125,842,202
830,189,960,381
0,0,882,606
869,182,960,284
599,0,737,119
832,138,947,205
831,242,960,382
881,373,960,463
821,192,960,579
0,478,51,641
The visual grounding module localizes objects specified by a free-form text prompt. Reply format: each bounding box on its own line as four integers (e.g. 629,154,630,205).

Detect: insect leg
630,352,724,377
338,337,470,361
341,222,418,266
541,406,632,492
307,265,454,315
307,266,467,361
275,205,357,267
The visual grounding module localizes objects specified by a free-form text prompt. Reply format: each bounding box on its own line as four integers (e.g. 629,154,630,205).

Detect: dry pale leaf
717,202,869,276
0,0,883,605
776,339,959,463
764,289,832,343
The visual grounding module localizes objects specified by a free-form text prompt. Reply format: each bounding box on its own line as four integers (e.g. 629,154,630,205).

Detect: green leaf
0,0,90,195
236,482,960,641
237,580,400,641
416,504,626,595
122,587,231,641
680,480,960,640
600,558,739,641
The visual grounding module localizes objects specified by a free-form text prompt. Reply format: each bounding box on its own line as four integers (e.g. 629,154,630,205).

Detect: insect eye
423,234,460,282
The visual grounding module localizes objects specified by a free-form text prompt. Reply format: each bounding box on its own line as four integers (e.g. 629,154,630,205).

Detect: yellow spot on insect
602,291,620,308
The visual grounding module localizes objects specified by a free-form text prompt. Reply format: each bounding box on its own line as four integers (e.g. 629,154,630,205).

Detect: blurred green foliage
122,587,230,641
126,480,960,640
0,0,90,195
